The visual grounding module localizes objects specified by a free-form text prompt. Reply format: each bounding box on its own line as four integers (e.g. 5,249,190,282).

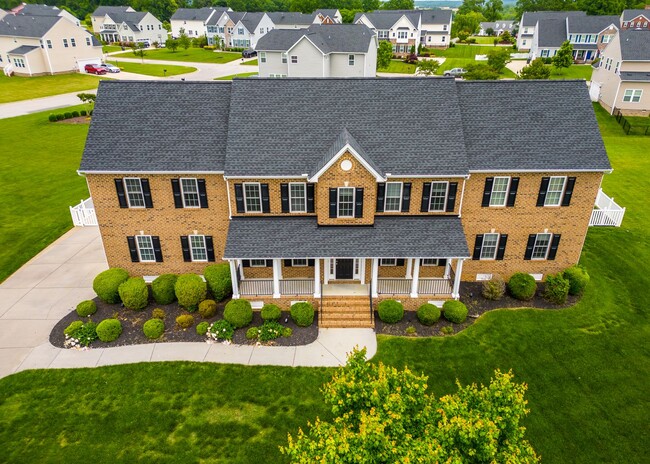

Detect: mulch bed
375,282,580,338
50,297,318,349
55,116,90,124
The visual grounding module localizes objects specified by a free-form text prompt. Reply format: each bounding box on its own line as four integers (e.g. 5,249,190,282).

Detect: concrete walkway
0,227,376,379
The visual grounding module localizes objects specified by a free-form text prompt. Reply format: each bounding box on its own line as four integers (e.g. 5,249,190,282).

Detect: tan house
9,3,81,27
590,29,650,116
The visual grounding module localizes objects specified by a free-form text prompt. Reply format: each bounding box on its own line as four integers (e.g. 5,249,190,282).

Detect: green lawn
467,36,515,45
241,59,258,66
432,44,515,58
0,107,90,283
378,59,417,74
435,57,516,79
214,72,258,80
102,45,123,54
0,73,101,104
107,60,196,77
113,47,241,64
0,105,648,463
549,64,594,80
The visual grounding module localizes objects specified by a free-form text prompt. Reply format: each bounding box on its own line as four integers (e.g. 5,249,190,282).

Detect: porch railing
418,278,453,295
70,198,97,227
240,279,273,296
240,279,314,296
589,189,625,227
377,278,412,295
377,278,453,295
280,279,313,295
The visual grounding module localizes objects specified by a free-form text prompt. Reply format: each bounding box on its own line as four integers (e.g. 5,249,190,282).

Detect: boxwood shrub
64,112,72,119
246,326,258,340
96,319,122,342
261,303,281,322
196,321,209,335
378,299,404,324
563,265,590,295
76,300,97,317
416,303,441,326
80,110,87,116
543,273,570,305
203,264,232,302
507,272,537,301
174,274,206,312
443,300,468,324
198,299,217,318
56,114,64,121
48,114,57,122
143,318,165,339
151,274,177,305
175,314,194,329
290,302,315,327
71,110,80,117
152,308,165,319
224,299,253,328
118,277,149,310
93,268,129,304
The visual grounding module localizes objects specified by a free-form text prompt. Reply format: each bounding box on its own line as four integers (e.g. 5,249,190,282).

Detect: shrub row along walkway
0,227,376,379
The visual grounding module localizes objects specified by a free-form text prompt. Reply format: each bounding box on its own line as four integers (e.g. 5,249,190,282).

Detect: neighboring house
256,24,377,78
478,20,516,36
170,7,229,39
79,78,612,328
230,12,275,49
207,11,245,47
91,6,165,45
620,8,650,30
314,9,342,24
517,10,585,51
10,3,80,26
0,13,101,76
266,12,319,29
590,29,650,116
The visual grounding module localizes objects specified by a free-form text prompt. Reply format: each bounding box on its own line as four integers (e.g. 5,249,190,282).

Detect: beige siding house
170,7,229,39
91,6,165,45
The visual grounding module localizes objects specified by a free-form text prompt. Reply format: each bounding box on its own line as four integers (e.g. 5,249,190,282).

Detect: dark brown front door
335,259,354,279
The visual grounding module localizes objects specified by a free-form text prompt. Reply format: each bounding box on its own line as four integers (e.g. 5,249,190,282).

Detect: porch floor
323,284,368,296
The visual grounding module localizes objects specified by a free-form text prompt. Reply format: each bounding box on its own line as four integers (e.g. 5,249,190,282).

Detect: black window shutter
329,188,337,218
472,235,484,260
306,184,315,213
420,182,432,212
376,183,386,212
127,236,139,262
197,179,208,208
482,177,494,207
152,236,163,262
205,236,215,262
396,259,405,266
284,259,292,267
261,184,270,213
234,183,245,213
171,179,183,208
280,183,290,213
561,177,576,207
548,234,561,260
355,187,364,218
446,182,458,212
265,259,273,267
496,234,508,260
524,234,536,260
401,182,412,212
180,236,191,262
141,178,153,208
437,259,447,267
242,260,250,268
307,259,315,266
115,178,127,208
536,177,550,207
507,177,519,207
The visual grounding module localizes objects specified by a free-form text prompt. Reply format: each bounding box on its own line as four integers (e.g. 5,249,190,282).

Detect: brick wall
227,178,314,218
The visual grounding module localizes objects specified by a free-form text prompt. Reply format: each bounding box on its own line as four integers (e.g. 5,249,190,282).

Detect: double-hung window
281,52,287,63
124,178,145,208
189,235,208,262
238,27,244,35
291,259,307,266
180,178,200,208
480,233,499,260
623,89,642,103
86,37,91,46
380,258,397,266
136,235,156,262
244,183,262,212
489,177,510,206
250,259,266,267
63,38,68,47
348,54,355,65
544,176,566,206
384,182,402,212
291,55,298,64
338,187,354,217
71,38,76,47
47,39,52,48
260,51,266,63
428,182,448,212
289,183,306,213
531,233,551,260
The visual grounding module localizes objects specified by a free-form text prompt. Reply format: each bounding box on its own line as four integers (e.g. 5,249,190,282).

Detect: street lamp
163,69,167,77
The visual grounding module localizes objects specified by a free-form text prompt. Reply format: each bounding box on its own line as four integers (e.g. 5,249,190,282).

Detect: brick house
79,78,611,327
620,8,650,30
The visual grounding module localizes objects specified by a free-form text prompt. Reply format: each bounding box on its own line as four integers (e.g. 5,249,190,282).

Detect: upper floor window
428,181,448,212
544,176,566,206
378,30,388,39
623,89,642,103
180,178,200,208
531,233,551,260
47,39,52,48
384,182,403,212
291,55,298,64
260,51,266,63
480,233,500,260
228,27,233,34
601,35,611,43
348,54,355,66
63,38,68,48
338,187,354,217
259,27,264,34
189,235,208,262
70,38,76,47
290,183,306,213
86,37,91,46
136,235,156,262
489,177,510,206
281,52,287,63
124,178,146,208
443,24,448,31
244,182,262,212
397,30,408,39
238,27,244,35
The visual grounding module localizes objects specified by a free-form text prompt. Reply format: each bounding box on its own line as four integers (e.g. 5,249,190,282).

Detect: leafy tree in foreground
165,38,179,52
487,47,512,72
177,28,191,51
417,59,440,76
376,40,392,69
553,40,574,72
465,63,501,80
281,348,539,463
520,58,551,79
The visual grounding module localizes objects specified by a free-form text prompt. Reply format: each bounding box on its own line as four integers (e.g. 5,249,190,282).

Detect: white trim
249,259,267,267
544,176,567,207
123,177,145,208
458,177,467,217
224,175,307,179
371,258,379,297
337,186,355,218
309,144,385,182
384,181,403,212
188,234,208,262
427,181,449,212
287,34,327,55
224,256,471,260
489,176,511,207
479,233,500,260
179,177,200,208
410,258,420,298
531,233,552,260
230,260,240,299
385,174,469,179
225,177,233,219
135,235,155,262
469,169,612,173
80,170,225,175
288,182,307,213
243,182,262,213
291,258,308,267
379,258,397,266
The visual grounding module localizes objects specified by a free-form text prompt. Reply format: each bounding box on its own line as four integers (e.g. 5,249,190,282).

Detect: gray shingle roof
171,7,226,22
619,71,650,81
315,9,339,19
79,81,231,173
0,14,59,38
311,128,383,178
418,9,452,25
480,21,516,31
619,29,650,61
520,10,585,27
456,80,611,172
8,44,39,54
107,10,148,29
255,24,374,54
92,6,132,17
16,4,61,17
354,11,419,30
537,19,568,47
622,9,650,22
567,15,618,33
267,12,315,26
240,12,265,33
224,216,470,259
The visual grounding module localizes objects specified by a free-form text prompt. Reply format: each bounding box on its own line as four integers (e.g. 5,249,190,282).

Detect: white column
324,258,330,284
406,258,413,279
359,258,366,283
371,258,379,298
314,258,321,298
452,258,464,299
410,258,420,298
229,260,240,299
272,258,281,298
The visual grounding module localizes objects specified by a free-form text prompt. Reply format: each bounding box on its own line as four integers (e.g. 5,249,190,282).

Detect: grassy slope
378,59,417,74
0,74,101,104
107,60,196,77
241,59,258,66
214,72,258,80
0,107,89,282
102,45,123,53
113,48,240,63
549,64,593,80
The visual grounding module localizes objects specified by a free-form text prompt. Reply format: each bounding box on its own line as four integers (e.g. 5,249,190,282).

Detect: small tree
77,92,96,113
457,30,470,42
165,38,179,52
178,28,191,50
417,59,440,76
553,40,574,72
487,47,511,72
131,42,147,63
377,40,392,69
520,58,551,79
464,63,500,80
500,30,514,44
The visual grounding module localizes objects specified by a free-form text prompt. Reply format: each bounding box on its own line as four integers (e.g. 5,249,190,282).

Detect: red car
84,64,107,75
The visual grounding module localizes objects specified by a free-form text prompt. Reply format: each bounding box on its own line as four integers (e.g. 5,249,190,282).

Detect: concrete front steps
320,296,374,328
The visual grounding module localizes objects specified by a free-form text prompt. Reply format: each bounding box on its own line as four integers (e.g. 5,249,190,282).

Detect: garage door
76,57,102,72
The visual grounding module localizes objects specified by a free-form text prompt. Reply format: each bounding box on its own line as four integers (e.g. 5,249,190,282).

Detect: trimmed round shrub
378,299,404,324
543,273,570,305
174,274,207,312
76,300,97,317
208,319,234,341
151,274,177,305
56,114,64,121
261,303,281,322
176,314,195,329
64,320,84,337
481,274,506,300
246,326,259,340
96,319,122,342
118,277,149,310
507,272,537,301
64,112,73,119
93,268,129,304
224,299,253,328
563,265,590,296
417,303,441,326
152,308,165,319
143,318,164,339
71,110,80,117
198,299,217,318
282,327,292,338
80,110,87,116
290,302,315,327
443,300,468,324
48,114,57,122
203,264,232,302
259,321,284,341
196,321,209,335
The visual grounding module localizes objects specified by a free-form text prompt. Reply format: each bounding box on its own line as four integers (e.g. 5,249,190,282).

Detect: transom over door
335,259,354,279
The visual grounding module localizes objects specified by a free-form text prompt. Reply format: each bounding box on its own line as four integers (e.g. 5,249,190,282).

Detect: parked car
84,64,107,75
242,49,257,58
99,63,121,73
444,68,468,78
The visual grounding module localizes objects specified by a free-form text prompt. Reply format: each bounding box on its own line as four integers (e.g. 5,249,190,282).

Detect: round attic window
340,160,353,171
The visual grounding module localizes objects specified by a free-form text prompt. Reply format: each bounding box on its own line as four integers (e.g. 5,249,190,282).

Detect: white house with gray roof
91,6,165,45
517,10,585,51
478,20,516,36
256,24,377,78
10,3,80,26
229,12,275,49
170,7,229,39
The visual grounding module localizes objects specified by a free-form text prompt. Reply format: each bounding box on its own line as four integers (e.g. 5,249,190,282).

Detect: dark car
84,64,107,75
242,48,257,58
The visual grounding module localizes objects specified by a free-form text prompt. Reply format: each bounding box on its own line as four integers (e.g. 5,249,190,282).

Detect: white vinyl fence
589,189,625,227
70,198,98,226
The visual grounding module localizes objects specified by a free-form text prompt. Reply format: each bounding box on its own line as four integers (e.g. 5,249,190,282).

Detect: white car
99,63,121,73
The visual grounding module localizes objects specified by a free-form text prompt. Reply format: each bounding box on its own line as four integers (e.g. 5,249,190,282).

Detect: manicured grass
0,107,90,283
0,73,101,104
435,57,516,79
113,47,241,63
549,64,593,80
241,59,258,66
214,72,258,80
432,44,515,58
467,36,511,45
107,60,196,77
102,45,123,53
378,59,416,74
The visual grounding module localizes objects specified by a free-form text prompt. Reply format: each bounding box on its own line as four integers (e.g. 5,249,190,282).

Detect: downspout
225,177,233,219
457,174,470,218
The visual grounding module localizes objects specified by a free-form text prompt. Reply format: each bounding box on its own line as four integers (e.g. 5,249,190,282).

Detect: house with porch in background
478,20,516,36
170,7,230,39
90,5,165,46
78,78,613,328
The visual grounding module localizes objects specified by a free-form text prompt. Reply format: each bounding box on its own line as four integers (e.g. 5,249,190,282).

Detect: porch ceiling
224,216,470,259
